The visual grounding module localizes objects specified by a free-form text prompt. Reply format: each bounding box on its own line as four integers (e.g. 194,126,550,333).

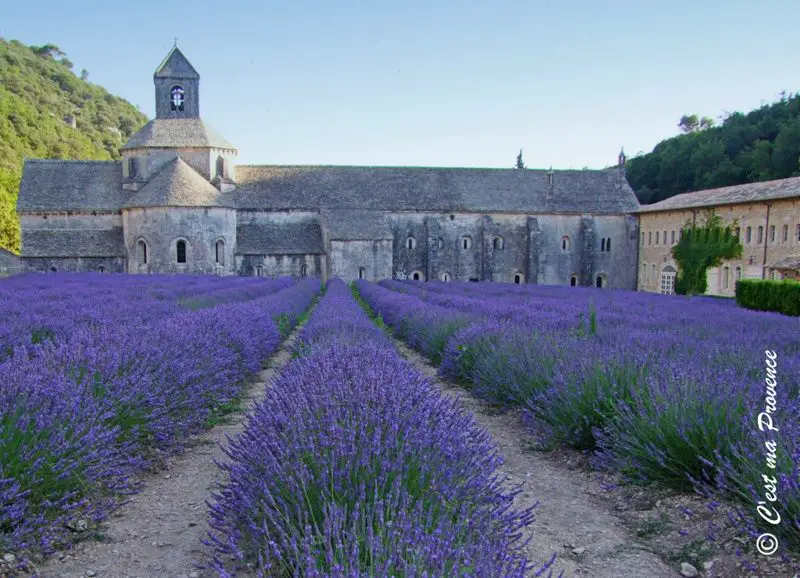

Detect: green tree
672,213,743,295
515,149,525,169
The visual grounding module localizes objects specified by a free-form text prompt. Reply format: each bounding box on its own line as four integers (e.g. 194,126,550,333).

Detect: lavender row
357,279,800,555
0,274,294,362
207,280,555,577
0,278,320,569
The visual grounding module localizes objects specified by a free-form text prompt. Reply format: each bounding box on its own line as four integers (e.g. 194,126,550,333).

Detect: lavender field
0,273,319,569
2,273,799,576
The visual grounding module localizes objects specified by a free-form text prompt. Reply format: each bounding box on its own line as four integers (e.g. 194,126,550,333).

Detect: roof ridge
236,164,612,172
24,159,119,164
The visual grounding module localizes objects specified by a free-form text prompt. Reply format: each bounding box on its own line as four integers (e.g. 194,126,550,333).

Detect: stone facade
16,46,643,288
638,182,800,296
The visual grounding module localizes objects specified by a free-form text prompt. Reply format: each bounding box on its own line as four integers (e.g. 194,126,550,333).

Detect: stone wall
329,240,393,282
237,254,324,278
0,249,22,276
23,257,125,273
123,206,237,274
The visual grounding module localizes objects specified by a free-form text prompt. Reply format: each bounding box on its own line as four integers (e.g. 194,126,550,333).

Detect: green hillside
0,38,148,253
626,93,800,204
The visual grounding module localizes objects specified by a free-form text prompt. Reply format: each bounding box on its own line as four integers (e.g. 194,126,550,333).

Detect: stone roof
17,160,124,213
0,247,21,267
123,155,236,209
321,209,393,240
21,228,125,258
233,166,639,214
154,46,199,79
121,118,236,150
236,221,324,255
639,176,800,213
770,255,800,271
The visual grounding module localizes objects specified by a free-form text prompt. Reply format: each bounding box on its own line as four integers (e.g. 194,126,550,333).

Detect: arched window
734,227,740,239
411,270,424,281
600,238,606,252
406,237,416,250
648,231,652,245
663,230,667,244
170,86,185,112
671,230,675,245
570,275,578,287
561,236,570,252
215,239,225,266
301,264,308,278
641,263,647,285
136,239,148,264
128,157,138,179
216,155,226,179
98,266,105,273
595,275,605,288
651,264,656,285
359,267,366,280
735,266,742,281
655,231,660,245
49,266,57,273
746,226,752,243
606,237,611,252
436,237,444,250
441,272,451,282
783,225,788,243
254,265,263,277
796,223,800,242
757,226,764,244
493,236,505,250
176,240,187,264
513,272,524,284
461,236,473,250
722,266,730,290
640,232,644,245
660,265,677,295
770,225,775,243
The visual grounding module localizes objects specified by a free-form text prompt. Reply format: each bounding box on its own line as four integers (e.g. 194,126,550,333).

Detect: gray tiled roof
639,176,800,213
123,155,236,208
17,160,124,212
233,166,639,214
121,118,235,150
21,228,125,257
770,255,800,271
154,47,199,79
321,209,393,240
236,221,324,255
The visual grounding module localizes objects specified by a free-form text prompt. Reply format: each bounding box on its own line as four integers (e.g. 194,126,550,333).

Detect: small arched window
648,231,652,245
216,155,226,179
255,265,263,277
722,266,730,289
461,236,473,250
513,272,524,284
561,236,570,252
176,240,187,264
136,239,148,264
411,270,424,281
436,237,444,250
746,227,752,243
600,238,606,252
596,275,605,288
441,272,451,282
735,266,742,281
301,264,308,278
670,230,675,245
170,85,185,112
406,237,416,250
359,267,366,280
796,223,800,242
98,266,105,273
49,266,57,273
655,231,660,245
782,225,788,242
570,275,577,287
215,239,225,266
128,157,138,179
493,236,505,250
606,237,611,253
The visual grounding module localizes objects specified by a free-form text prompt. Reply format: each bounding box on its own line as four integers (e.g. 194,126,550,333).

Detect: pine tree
515,149,525,169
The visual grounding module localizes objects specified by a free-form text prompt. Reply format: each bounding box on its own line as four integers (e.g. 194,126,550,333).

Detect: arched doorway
660,265,677,295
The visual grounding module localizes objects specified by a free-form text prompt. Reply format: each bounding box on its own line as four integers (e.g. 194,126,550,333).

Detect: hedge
735,278,800,316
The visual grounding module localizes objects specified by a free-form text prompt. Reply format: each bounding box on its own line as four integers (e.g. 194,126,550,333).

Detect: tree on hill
0,38,148,253
515,149,525,169
627,93,800,204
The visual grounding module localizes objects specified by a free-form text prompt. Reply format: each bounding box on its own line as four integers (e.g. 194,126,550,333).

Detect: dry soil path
29,326,304,578
391,339,679,578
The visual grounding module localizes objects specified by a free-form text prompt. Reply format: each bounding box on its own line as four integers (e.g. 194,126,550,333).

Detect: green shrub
736,278,800,316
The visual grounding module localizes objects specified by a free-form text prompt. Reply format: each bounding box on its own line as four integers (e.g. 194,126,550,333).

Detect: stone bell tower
154,44,200,119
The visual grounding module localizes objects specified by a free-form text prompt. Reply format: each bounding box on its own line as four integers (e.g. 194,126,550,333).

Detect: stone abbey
15,46,642,287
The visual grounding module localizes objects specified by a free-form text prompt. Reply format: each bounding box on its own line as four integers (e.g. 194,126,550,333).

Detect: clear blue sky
4,0,800,169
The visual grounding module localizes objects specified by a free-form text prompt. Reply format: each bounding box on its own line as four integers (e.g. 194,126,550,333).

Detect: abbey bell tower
154,45,200,119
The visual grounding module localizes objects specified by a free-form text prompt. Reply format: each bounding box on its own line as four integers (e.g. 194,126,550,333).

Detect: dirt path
392,340,679,578
28,327,304,578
